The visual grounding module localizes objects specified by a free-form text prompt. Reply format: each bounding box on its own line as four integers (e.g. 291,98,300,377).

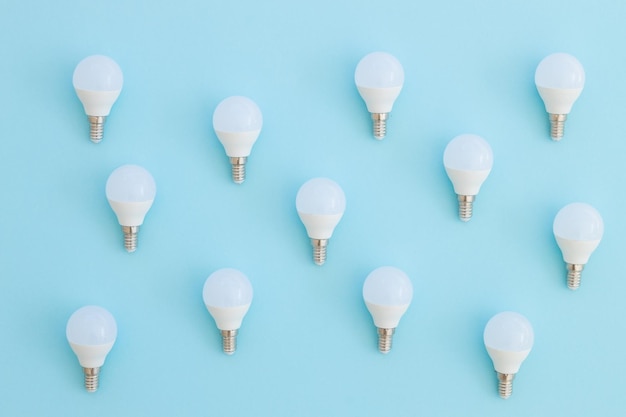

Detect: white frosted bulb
105,164,156,253
443,134,493,222
66,306,117,392
535,53,585,140
203,268,253,354
355,52,404,139
73,55,124,143
362,267,413,354
213,96,263,184
483,311,534,399
553,202,604,290
295,178,346,265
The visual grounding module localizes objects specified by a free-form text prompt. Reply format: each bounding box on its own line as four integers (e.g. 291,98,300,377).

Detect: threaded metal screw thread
88,116,105,143
377,327,395,354
549,113,567,140
122,225,139,253
311,238,328,265
457,195,475,222
83,367,100,392
230,157,247,184
497,372,514,399
371,113,388,140
221,329,237,355
566,263,584,290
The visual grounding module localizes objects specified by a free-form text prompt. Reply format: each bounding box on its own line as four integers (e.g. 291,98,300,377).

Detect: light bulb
66,305,117,392
443,134,494,221
295,177,346,265
535,53,585,140
213,96,263,184
105,164,156,253
354,52,404,139
73,55,124,143
362,266,413,354
483,311,534,399
553,202,604,290
202,268,253,354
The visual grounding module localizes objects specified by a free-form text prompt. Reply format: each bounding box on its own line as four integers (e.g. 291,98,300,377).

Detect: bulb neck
457,194,475,222
496,372,515,399
549,113,567,140
229,157,247,184
310,238,329,265
221,329,238,355
88,115,105,143
566,263,584,290
377,327,395,354
122,225,139,253
83,367,100,392
371,113,388,140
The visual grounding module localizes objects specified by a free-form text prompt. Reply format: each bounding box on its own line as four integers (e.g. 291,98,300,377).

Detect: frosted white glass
106,165,156,203
296,178,346,215
203,268,253,308
355,52,404,89
362,267,413,306
443,134,493,171
484,312,534,352
66,306,117,346
553,203,604,241
535,53,585,90
73,55,123,92
213,96,263,133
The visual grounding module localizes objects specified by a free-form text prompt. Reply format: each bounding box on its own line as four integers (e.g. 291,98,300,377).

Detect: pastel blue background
1,0,624,415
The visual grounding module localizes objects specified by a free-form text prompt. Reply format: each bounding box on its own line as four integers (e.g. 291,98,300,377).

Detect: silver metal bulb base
457,194,475,222
549,113,567,140
230,156,247,184
311,238,328,265
88,115,106,143
566,263,584,290
83,367,100,392
121,225,139,253
371,113,388,139
221,329,237,355
377,327,395,354
497,372,515,399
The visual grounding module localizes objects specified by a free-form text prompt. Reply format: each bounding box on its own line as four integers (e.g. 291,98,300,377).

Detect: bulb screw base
457,194,475,222
496,372,514,399
230,157,247,184
549,113,567,140
83,367,100,392
221,329,237,355
88,115,105,143
377,327,395,354
121,225,139,253
371,113,388,139
311,238,329,265
566,263,584,290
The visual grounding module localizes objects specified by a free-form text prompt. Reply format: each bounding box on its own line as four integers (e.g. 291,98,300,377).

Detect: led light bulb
203,268,253,354
443,134,493,221
66,306,117,392
73,55,124,143
295,177,346,265
553,202,604,290
535,53,585,140
213,96,263,184
362,266,413,354
105,164,156,253
355,52,404,139
483,311,534,399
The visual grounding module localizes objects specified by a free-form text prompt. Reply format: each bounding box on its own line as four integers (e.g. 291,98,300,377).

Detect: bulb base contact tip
122,225,139,253
377,327,395,354
566,263,584,290
88,115,105,143
311,238,328,265
371,113,388,139
230,157,247,184
496,372,514,399
549,113,567,140
83,367,100,392
221,329,237,355
457,195,475,222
